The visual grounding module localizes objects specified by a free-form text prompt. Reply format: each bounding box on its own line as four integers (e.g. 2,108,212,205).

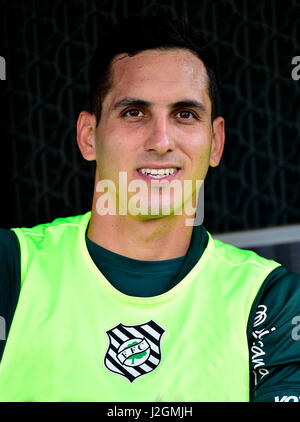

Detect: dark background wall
1,0,300,234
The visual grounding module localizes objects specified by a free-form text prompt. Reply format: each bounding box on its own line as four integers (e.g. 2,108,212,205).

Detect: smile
137,168,179,179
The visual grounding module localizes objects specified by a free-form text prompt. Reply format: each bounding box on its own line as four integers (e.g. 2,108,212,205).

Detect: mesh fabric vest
0,213,280,401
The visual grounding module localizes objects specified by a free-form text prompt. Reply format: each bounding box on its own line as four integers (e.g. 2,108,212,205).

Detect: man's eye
176,110,197,120
123,109,144,118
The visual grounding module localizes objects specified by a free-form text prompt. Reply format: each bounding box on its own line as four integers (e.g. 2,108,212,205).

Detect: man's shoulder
12,213,91,235
0,228,20,262
11,212,91,244
0,228,18,247
10,213,91,262
208,234,281,271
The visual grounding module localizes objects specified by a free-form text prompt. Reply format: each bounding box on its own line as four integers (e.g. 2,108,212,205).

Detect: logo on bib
104,320,165,382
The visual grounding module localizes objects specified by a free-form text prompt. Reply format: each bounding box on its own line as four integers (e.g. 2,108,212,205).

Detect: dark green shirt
1,225,300,402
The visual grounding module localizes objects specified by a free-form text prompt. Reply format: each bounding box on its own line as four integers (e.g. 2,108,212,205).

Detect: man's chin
126,203,182,220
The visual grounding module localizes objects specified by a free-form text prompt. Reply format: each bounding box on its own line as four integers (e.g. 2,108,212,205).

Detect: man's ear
210,116,225,167
76,111,97,161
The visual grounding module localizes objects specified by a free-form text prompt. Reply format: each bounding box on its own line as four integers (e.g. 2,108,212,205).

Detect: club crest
104,320,165,383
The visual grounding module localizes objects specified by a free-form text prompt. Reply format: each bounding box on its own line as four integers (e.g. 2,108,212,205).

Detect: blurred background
1,0,300,271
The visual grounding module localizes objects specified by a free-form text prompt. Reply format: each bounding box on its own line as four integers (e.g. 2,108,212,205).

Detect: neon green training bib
0,213,280,401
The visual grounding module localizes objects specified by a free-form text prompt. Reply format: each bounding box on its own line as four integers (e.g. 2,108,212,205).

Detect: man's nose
144,115,175,154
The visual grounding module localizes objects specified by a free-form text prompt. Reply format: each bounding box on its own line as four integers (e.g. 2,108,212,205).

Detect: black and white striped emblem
104,320,165,383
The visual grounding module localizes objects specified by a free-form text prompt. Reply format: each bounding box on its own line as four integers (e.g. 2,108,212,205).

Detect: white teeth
138,168,178,178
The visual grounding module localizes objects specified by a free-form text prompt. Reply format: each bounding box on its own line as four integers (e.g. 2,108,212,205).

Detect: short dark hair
89,16,218,126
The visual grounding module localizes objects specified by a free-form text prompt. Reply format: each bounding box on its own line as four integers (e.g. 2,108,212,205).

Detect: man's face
91,48,224,219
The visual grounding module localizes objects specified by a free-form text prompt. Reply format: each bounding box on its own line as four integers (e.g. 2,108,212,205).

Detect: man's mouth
137,167,180,179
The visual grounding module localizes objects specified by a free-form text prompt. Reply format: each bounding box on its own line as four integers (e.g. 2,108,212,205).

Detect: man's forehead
105,48,210,108
110,48,208,85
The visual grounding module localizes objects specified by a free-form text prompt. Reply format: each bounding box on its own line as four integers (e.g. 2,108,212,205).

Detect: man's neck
87,206,193,261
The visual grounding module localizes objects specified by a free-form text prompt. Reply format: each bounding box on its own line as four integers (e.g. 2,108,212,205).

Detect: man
0,16,299,402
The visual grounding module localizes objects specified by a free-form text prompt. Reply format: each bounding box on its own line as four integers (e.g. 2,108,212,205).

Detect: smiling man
77,47,224,260
0,16,299,402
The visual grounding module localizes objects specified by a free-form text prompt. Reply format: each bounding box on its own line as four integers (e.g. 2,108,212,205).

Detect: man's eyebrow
171,100,207,114
112,97,207,114
112,98,151,110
